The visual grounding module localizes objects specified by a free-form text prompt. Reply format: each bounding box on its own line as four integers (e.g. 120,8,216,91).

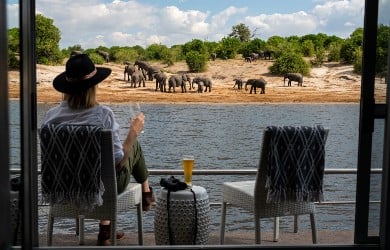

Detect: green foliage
182,39,207,55
111,47,139,63
145,43,167,60
87,52,105,65
35,14,63,64
8,28,19,53
312,47,325,67
353,49,363,74
229,23,251,42
376,24,390,73
327,42,342,62
301,40,315,57
185,51,207,72
216,37,241,59
266,36,288,58
8,52,19,69
240,38,266,57
269,52,310,76
170,45,186,61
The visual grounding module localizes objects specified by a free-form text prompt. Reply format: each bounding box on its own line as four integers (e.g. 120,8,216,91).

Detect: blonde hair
64,86,98,109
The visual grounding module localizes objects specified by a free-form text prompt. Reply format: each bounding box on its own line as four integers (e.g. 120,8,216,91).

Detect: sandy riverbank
8,58,387,104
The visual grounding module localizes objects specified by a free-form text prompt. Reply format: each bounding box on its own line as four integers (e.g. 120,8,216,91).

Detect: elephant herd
123,60,303,95
123,61,214,93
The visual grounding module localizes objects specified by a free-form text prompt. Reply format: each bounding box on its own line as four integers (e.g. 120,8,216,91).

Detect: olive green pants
116,140,149,194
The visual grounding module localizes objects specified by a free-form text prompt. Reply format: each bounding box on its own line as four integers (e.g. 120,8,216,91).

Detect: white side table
154,185,210,245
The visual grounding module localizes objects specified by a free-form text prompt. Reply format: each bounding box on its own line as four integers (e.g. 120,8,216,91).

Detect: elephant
134,60,150,80
263,50,273,60
168,74,191,93
210,53,217,61
249,52,260,61
130,70,145,88
284,73,303,86
154,72,168,92
233,78,244,90
147,66,160,81
124,63,136,81
97,50,109,63
192,77,212,93
244,56,252,63
245,78,267,94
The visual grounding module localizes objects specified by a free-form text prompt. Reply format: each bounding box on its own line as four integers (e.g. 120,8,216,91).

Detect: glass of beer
182,155,194,187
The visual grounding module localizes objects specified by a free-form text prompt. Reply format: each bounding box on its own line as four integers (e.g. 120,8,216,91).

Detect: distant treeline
7,14,389,76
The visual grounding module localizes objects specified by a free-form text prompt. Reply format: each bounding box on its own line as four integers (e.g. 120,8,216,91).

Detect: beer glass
182,155,194,187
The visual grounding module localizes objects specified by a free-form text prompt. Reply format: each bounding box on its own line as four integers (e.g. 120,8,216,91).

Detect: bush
269,52,310,76
86,53,105,65
353,49,362,74
185,51,207,72
8,52,19,69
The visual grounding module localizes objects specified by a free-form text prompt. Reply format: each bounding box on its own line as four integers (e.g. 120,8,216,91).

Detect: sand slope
8,58,387,104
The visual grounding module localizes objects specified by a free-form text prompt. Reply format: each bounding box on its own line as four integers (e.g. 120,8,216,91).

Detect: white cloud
243,0,364,40
245,11,317,39
6,0,367,48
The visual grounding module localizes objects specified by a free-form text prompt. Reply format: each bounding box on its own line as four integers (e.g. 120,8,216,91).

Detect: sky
5,0,390,49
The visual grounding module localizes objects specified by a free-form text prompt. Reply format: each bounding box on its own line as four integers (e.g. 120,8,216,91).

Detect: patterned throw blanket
40,124,105,211
265,125,326,203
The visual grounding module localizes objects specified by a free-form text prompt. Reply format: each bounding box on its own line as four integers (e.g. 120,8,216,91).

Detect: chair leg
273,217,279,242
294,215,299,233
310,213,318,244
136,203,144,245
75,218,79,236
47,215,54,246
78,216,85,245
255,215,261,244
111,218,117,246
219,201,227,245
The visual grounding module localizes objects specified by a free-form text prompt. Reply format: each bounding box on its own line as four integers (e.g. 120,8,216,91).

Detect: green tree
266,36,288,58
229,23,251,42
327,41,342,62
185,51,207,72
8,28,19,53
376,24,390,74
35,14,63,64
240,38,266,57
301,40,315,57
7,28,20,68
216,37,241,59
269,52,310,76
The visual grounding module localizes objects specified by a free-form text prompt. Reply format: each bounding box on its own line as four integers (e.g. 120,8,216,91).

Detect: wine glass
129,102,144,134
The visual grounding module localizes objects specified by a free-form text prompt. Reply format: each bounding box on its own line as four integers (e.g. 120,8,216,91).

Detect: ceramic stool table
154,185,210,245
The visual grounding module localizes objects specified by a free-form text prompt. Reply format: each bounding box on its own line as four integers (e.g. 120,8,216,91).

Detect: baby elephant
192,77,212,93
233,78,244,90
245,78,267,94
284,73,303,86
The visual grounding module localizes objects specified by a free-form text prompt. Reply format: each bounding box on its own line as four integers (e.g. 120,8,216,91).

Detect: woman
41,53,155,245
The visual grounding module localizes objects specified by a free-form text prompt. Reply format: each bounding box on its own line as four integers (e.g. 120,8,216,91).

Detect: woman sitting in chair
41,53,155,246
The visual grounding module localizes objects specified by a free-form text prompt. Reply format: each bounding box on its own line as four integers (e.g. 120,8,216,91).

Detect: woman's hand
130,112,144,136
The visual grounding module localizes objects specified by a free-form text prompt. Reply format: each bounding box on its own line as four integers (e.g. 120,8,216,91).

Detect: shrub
185,51,207,72
269,52,310,76
87,53,105,65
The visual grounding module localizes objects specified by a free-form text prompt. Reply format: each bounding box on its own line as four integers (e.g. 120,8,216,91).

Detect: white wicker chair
40,124,143,246
220,125,328,244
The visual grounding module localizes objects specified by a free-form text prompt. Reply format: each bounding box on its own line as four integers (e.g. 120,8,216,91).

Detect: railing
147,168,382,206
10,168,383,206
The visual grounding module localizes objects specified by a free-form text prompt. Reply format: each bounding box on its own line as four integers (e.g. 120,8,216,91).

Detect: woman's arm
117,112,145,170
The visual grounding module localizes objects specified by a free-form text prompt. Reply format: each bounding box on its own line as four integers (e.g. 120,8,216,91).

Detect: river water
9,102,383,236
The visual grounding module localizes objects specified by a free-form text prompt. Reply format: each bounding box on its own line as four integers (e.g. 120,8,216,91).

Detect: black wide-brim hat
53,53,111,94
